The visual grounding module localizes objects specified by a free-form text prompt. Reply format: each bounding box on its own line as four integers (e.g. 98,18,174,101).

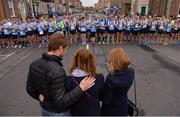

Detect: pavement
147,45,180,65
0,43,180,116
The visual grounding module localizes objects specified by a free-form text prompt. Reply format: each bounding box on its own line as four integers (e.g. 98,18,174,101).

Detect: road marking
0,52,16,63
0,55,8,56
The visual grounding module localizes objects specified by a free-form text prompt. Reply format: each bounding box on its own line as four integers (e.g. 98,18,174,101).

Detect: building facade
95,0,110,11
95,0,131,15
134,0,149,15
118,0,132,15
149,0,180,17
0,0,20,19
0,0,83,18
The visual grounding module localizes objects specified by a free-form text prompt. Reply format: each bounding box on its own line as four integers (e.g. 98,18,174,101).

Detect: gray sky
80,0,99,7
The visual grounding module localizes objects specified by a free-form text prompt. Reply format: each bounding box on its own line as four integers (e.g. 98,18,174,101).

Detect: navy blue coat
66,74,104,116
101,68,134,116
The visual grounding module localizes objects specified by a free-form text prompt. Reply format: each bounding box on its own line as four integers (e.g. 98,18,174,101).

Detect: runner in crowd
0,14,180,48
79,17,87,45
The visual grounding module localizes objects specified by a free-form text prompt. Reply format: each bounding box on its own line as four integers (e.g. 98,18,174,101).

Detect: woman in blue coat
101,47,134,116
66,47,104,116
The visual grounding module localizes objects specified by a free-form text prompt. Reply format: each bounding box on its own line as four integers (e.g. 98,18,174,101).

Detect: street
0,0,180,115
0,43,180,115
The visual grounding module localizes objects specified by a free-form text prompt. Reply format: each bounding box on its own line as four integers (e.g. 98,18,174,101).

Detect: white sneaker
14,45,17,48
98,41,101,44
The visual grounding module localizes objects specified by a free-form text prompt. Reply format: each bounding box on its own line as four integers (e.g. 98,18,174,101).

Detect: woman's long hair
70,47,97,77
108,48,131,73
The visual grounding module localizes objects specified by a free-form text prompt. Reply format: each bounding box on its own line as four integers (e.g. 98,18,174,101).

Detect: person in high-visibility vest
56,17,65,35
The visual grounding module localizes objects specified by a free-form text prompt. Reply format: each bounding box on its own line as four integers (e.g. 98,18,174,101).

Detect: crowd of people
0,14,180,48
26,33,134,116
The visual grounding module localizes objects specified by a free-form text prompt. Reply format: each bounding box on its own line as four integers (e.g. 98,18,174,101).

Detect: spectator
66,47,104,116
101,47,134,116
26,33,95,116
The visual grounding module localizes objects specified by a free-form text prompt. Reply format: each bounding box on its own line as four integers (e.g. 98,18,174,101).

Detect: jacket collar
42,53,63,66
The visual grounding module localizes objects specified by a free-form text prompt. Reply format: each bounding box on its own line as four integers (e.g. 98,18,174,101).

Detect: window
141,6,146,16
8,0,15,17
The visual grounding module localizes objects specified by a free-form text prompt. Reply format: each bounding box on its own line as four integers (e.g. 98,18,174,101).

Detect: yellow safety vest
61,21,65,28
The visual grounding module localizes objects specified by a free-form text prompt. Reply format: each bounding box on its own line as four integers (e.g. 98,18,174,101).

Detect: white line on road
0,55,8,56
0,52,16,63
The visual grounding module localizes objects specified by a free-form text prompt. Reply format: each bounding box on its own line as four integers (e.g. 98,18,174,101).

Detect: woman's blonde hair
70,47,97,76
108,48,131,73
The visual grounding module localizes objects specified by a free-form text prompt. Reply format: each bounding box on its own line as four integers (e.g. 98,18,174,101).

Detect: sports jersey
108,20,115,30
166,23,173,32
79,20,87,32
133,20,140,31
99,20,106,30
69,20,76,31
173,23,178,30
150,20,157,31
91,25,97,33
48,21,55,33
0,25,3,35
159,21,164,30
19,23,27,36
142,20,148,29
117,19,124,30
11,23,19,35
3,22,12,35
125,20,131,31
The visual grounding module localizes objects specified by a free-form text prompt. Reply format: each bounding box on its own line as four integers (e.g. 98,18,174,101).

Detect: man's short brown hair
48,33,69,51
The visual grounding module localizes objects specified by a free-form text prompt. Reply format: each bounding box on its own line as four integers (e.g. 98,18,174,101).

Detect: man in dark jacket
26,33,95,116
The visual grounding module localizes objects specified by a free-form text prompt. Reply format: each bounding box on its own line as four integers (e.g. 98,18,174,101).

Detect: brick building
0,0,20,19
95,0,109,11
68,0,83,13
95,0,131,15
149,0,180,17
118,0,132,15
134,0,149,15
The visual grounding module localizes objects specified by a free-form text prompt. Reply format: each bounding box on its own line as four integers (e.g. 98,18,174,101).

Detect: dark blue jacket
101,68,134,116
66,74,104,116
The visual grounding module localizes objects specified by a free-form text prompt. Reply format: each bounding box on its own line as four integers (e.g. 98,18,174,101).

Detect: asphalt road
0,43,180,116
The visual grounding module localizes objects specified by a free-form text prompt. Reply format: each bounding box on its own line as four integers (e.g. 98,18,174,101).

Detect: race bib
166,29,171,32
39,31,44,35
151,26,155,29
70,26,75,30
160,26,163,30
20,31,25,35
81,27,86,32
135,24,138,28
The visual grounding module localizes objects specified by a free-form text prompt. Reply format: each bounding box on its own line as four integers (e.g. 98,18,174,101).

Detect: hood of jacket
71,68,89,77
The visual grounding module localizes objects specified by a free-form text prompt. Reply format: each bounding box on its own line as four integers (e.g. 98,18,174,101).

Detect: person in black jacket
26,33,95,116
66,47,104,116
101,47,134,116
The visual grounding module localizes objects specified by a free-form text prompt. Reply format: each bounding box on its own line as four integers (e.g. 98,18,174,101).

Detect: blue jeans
41,107,71,116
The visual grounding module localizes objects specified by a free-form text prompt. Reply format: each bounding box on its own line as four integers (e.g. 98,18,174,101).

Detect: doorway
141,6,146,16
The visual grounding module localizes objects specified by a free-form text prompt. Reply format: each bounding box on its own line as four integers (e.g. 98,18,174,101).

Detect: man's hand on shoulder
79,76,96,91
